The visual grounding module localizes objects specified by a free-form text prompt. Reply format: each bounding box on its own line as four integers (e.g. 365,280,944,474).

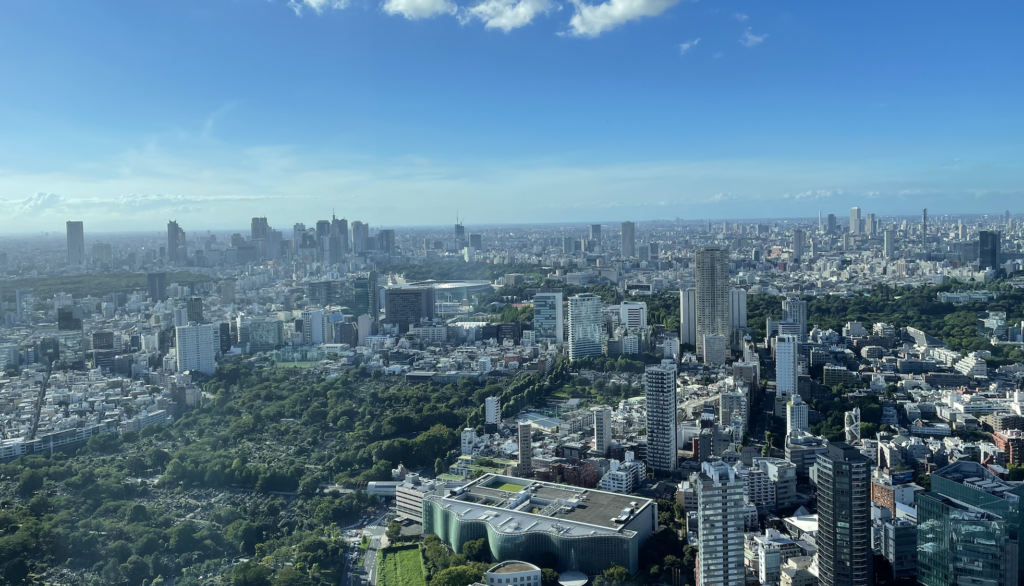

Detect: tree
125,503,149,524
121,555,151,585
540,568,560,586
462,538,489,562
603,564,630,581
429,566,484,586
231,561,274,586
271,568,314,586
435,458,446,476
16,470,44,498
385,521,402,542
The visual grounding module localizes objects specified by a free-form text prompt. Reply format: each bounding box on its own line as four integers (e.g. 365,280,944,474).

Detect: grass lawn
376,546,426,586
494,482,528,492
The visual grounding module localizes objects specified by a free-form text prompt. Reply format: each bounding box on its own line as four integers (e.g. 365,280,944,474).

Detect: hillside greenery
2,272,215,304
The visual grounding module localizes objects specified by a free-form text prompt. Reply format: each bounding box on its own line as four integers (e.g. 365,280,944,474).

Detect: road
360,508,392,586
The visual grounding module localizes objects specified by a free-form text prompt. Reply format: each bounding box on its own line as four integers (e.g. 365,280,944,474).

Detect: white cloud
383,0,458,19
740,27,767,47
678,38,699,55
783,189,843,201
564,0,682,38
7,192,68,214
460,0,557,32
288,0,350,16
733,12,748,21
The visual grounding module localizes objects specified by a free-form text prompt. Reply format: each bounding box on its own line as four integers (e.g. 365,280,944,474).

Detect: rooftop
489,561,540,574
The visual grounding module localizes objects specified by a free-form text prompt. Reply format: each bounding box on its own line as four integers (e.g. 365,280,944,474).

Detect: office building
776,334,799,401
593,407,612,456
351,221,369,254
620,301,647,332
533,292,564,343
598,452,645,494
782,297,807,339
167,220,186,263
186,296,203,324
695,246,731,356
173,306,189,328
485,396,501,426
621,221,636,257
826,213,837,234
880,518,916,581
786,394,809,435
644,363,678,473
384,286,435,334
865,213,876,237
883,230,895,259
518,421,533,477
979,230,1000,270
695,460,746,586
567,293,602,359
300,309,328,345
175,322,217,375
422,473,656,575
702,334,727,366
147,273,167,302
589,224,602,242
680,287,696,348
729,288,747,330
792,229,805,260
352,271,379,320
248,317,283,353
66,221,85,266
469,233,482,250
849,207,862,235
815,443,872,586
376,229,396,255
251,216,269,241
461,428,476,456
916,461,1024,586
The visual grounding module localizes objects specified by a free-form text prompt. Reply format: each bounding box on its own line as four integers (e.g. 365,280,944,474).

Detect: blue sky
1,1,1022,232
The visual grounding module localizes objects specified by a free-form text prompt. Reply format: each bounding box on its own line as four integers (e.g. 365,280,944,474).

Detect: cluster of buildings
3,210,1024,584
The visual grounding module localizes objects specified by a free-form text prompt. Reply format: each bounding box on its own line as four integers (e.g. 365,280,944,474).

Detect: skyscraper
815,443,872,586
644,363,677,473
729,288,747,330
351,221,369,254
567,293,602,359
384,286,435,334
66,221,85,266
592,407,612,457
517,421,533,477
792,229,805,260
827,214,837,234
883,230,895,259
849,207,862,235
147,273,167,303
620,221,636,257
921,208,928,246
186,296,203,324
533,292,564,343
695,246,730,356
775,334,799,401
979,230,1000,269
352,271,380,320
589,224,602,242
485,397,501,427
680,288,696,348
865,213,876,237
175,322,217,375
916,461,1024,586
167,220,186,263
331,216,349,253
781,297,807,339
300,309,328,345
695,460,745,586
251,217,269,241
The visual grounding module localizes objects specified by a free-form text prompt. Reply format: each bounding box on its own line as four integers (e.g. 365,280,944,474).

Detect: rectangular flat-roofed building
422,473,656,575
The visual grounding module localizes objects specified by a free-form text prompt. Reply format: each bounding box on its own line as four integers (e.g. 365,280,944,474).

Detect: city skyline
2,3,1023,231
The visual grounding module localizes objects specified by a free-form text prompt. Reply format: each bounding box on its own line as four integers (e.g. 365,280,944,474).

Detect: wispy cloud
740,27,767,47
783,189,843,201
459,0,558,32
734,12,748,21
564,0,683,38
939,158,961,167
287,0,350,16
202,102,238,140
678,38,700,55
383,0,458,19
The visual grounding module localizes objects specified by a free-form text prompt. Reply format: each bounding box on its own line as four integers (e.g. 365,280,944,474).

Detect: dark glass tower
815,442,872,586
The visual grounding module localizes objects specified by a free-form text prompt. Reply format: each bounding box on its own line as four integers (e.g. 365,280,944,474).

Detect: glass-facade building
532,292,563,343
917,461,1023,586
422,474,655,576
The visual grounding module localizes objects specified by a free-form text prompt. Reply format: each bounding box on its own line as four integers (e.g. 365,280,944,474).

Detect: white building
786,394,809,435
461,428,476,456
729,288,747,330
598,452,646,493
175,322,217,375
782,297,807,340
485,396,501,425
620,301,648,332
775,334,799,401
567,293,602,360
593,406,612,456
645,363,678,473
954,353,988,378
484,561,541,586
533,292,564,343
301,309,328,345
696,460,746,586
